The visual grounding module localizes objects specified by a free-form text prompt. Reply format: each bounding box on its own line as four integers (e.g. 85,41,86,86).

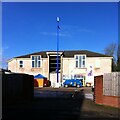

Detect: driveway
34,87,94,100
3,87,119,120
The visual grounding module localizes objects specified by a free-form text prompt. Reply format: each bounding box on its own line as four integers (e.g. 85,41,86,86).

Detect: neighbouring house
7,50,113,87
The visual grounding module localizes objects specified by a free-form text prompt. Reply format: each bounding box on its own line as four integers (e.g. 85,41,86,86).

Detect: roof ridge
13,50,112,59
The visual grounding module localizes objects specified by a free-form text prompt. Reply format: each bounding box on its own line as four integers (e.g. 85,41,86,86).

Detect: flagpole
56,17,60,84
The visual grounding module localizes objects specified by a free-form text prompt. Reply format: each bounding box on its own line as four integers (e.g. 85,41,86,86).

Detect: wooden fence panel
103,72,120,96
3,73,34,104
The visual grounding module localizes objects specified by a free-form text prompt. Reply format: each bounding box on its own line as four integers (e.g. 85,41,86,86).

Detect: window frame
19,60,24,68
31,55,42,68
75,55,86,68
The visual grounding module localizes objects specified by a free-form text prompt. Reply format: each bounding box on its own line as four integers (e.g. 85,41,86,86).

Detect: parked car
63,79,83,88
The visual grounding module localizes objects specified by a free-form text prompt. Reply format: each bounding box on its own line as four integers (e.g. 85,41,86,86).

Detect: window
32,56,41,68
19,60,23,68
75,55,86,68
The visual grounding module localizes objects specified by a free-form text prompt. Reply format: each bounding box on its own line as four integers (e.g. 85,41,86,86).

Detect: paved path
2,87,119,120
34,87,94,100
34,89,93,100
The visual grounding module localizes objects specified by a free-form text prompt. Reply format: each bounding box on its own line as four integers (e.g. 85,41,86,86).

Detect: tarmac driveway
2,87,119,120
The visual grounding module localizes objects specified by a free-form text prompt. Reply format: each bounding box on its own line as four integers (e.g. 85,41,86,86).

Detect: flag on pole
57,25,60,29
57,17,60,29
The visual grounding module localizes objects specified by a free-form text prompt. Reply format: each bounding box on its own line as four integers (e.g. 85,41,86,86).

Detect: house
7,50,112,87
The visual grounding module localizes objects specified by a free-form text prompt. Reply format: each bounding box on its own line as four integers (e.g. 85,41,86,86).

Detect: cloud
0,57,8,69
0,46,9,69
78,28,94,33
40,32,71,37
2,46,9,51
61,25,94,34
0,46,9,54
40,25,94,38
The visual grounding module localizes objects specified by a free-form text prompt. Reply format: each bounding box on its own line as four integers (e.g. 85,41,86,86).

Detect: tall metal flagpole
56,17,60,84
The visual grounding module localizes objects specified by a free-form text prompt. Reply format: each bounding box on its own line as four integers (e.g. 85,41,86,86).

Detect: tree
104,43,117,72
117,44,120,71
104,43,117,56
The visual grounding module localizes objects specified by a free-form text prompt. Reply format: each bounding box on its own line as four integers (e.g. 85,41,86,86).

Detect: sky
2,2,118,68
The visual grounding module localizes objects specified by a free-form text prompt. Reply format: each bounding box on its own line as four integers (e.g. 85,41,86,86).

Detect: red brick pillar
94,75,103,105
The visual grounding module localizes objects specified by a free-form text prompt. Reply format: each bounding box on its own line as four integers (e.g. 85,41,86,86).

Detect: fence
103,72,120,96
94,73,120,108
2,73,34,104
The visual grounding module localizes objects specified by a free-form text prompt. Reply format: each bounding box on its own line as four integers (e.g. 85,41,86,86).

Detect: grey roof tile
15,50,112,58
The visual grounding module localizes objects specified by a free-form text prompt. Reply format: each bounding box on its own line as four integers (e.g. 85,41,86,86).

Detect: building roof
15,50,112,58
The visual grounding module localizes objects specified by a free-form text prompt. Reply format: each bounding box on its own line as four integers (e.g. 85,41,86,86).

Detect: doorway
49,55,61,87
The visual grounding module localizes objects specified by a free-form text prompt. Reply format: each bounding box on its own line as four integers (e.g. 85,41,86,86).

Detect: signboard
86,64,94,86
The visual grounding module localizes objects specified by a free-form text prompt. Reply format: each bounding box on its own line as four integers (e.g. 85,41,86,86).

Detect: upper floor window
19,60,23,68
75,55,86,68
32,56,41,68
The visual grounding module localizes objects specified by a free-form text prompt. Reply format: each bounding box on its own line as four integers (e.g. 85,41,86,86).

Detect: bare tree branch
104,43,117,56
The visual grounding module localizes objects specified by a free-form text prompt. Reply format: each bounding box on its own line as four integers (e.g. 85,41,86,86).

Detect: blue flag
58,25,60,29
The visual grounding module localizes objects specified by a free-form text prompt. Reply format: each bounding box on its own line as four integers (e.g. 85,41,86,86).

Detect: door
50,73,61,87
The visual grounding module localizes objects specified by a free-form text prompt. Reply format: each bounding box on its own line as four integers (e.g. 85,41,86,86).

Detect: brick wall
94,75,120,108
94,75,103,105
103,95,120,108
